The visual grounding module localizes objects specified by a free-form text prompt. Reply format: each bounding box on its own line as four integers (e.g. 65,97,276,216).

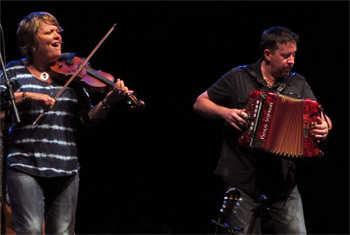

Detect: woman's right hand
21,92,56,111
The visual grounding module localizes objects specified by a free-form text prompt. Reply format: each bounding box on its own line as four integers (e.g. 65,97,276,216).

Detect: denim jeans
226,185,306,234
7,167,79,234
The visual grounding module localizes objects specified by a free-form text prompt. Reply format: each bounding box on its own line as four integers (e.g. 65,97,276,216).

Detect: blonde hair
17,12,63,61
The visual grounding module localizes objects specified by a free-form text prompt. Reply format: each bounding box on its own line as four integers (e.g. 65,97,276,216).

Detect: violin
33,24,144,125
50,54,145,111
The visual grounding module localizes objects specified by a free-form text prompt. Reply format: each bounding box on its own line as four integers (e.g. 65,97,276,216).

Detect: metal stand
0,23,21,234
246,195,269,234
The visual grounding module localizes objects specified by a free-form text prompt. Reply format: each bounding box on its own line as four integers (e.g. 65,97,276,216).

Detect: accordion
238,91,323,158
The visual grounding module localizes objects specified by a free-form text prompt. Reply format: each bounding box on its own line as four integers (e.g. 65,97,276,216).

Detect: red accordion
238,91,323,158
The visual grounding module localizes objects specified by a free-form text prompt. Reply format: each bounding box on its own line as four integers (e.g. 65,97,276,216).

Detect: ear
264,49,271,62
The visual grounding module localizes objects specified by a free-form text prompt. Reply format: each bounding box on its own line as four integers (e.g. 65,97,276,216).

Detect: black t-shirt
207,60,316,201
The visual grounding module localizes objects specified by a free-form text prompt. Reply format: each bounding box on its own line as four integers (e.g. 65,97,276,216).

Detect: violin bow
33,23,117,125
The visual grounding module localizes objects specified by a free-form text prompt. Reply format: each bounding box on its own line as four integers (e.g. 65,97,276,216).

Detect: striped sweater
0,59,92,177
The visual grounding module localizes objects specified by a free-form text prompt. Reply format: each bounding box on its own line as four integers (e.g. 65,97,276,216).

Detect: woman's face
34,21,62,64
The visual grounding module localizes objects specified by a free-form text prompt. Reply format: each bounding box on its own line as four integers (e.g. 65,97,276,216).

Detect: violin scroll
127,93,145,111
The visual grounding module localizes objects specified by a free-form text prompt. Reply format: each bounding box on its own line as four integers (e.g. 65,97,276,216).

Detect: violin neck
86,67,115,87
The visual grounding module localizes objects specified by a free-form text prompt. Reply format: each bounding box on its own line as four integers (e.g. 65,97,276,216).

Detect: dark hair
17,12,63,61
260,26,299,56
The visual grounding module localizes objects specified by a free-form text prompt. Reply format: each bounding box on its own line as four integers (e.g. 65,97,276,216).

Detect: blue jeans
7,167,79,234
226,186,306,234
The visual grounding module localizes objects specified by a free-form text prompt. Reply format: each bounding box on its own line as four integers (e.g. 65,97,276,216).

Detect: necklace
31,63,50,81
263,76,273,87
40,71,49,80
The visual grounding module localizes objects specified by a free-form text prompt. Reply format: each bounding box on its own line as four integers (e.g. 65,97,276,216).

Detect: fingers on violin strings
120,80,125,89
115,79,121,88
117,80,125,90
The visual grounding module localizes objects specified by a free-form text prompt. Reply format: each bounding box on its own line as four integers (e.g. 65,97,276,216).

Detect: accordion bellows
238,91,323,158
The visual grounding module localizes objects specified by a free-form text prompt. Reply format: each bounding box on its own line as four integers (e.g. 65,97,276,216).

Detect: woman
0,12,130,234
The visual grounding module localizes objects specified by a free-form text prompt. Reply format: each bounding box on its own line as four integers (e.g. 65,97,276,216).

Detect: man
193,26,331,234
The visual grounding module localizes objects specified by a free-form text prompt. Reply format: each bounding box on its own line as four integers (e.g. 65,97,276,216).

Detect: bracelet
101,99,112,110
22,92,27,101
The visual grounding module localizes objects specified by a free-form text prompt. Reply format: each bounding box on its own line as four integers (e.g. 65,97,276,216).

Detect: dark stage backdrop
1,1,349,234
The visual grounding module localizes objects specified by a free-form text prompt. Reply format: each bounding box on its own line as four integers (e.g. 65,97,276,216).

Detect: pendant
40,71,49,80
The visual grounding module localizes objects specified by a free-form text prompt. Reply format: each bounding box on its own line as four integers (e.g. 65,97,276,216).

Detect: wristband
22,92,27,101
101,99,112,110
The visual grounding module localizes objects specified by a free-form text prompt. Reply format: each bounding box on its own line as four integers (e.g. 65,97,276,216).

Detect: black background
1,1,349,234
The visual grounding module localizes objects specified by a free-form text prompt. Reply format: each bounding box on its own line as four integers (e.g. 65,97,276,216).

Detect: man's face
266,42,297,78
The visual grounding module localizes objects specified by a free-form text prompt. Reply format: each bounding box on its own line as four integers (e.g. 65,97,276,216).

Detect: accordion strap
276,73,294,94
243,62,294,94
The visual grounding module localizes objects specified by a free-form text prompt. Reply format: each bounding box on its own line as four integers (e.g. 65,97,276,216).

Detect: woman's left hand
103,78,133,106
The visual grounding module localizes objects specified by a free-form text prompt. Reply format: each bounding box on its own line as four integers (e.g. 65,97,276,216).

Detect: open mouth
51,42,61,48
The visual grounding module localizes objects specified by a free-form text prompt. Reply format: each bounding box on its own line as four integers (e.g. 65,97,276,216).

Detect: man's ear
264,49,271,62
